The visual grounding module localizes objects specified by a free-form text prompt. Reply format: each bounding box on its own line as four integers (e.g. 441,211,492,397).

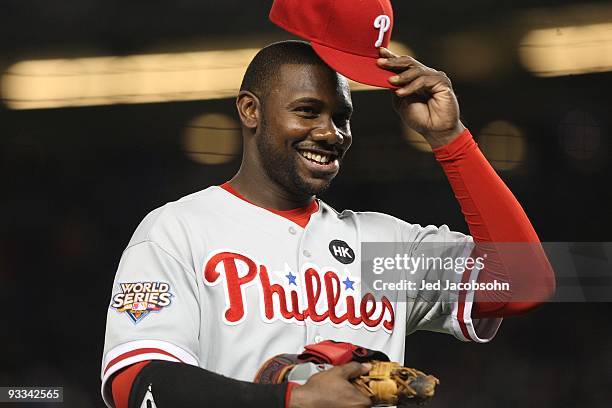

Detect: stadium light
0,41,411,110
1,49,260,109
519,22,612,77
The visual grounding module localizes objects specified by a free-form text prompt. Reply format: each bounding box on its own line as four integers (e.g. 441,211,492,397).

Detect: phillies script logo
203,251,395,332
111,282,172,323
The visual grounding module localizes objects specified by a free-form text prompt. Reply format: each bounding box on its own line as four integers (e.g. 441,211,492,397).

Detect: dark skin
232,48,464,212
232,62,353,210
232,48,465,408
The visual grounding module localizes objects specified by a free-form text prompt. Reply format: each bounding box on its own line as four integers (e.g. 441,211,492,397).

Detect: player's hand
289,362,373,408
377,48,465,148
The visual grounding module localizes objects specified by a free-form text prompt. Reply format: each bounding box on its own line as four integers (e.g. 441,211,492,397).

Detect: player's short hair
240,40,332,102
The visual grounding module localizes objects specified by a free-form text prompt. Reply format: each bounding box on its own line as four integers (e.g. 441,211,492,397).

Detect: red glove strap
299,340,357,365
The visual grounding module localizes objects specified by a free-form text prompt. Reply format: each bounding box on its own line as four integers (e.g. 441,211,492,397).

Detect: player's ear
236,91,261,130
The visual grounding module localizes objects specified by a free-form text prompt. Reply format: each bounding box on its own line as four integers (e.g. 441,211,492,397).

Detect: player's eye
295,106,318,116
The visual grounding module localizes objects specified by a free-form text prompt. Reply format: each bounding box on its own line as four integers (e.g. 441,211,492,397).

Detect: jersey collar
219,182,319,228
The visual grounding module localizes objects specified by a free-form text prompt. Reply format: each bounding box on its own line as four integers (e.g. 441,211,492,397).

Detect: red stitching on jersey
457,268,472,340
111,360,151,408
304,267,328,322
104,348,183,375
205,251,259,323
260,264,306,321
204,251,395,331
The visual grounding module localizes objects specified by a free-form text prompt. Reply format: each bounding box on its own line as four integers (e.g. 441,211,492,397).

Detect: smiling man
101,39,554,408
101,3,555,408
232,42,354,208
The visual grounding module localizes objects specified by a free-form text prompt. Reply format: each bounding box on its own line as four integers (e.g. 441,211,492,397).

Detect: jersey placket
281,220,312,347
298,226,318,345
298,210,328,345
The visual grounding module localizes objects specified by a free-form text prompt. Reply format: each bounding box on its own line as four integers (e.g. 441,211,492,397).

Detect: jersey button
289,226,297,235
314,335,323,343
303,250,311,257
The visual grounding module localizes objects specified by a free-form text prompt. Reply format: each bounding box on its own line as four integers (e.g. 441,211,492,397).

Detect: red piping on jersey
107,347,184,408
112,361,150,408
104,347,183,375
455,267,473,340
433,129,555,322
220,182,319,228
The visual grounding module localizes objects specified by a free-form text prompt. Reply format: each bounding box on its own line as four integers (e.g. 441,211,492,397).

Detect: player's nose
311,120,344,145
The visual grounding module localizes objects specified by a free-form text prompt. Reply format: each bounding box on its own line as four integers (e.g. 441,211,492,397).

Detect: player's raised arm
378,48,555,318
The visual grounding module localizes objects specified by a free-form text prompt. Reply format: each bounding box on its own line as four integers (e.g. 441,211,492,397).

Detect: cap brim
311,42,397,89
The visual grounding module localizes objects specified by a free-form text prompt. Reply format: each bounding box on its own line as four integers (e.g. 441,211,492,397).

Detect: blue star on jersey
286,271,297,286
343,276,355,291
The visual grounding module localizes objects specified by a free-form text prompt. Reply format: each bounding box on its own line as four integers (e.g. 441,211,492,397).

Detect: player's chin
293,151,340,194
301,175,334,195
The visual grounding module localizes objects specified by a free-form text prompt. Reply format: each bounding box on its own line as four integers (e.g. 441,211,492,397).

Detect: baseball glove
352,360,439,406
254,341,439,406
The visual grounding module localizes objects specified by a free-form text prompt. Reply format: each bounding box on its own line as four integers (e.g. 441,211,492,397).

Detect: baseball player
101,1,555,407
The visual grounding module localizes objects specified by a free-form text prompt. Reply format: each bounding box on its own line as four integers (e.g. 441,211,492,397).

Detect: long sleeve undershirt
432,129,555,317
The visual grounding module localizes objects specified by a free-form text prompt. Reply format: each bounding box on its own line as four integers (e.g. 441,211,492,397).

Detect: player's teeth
300,150,333,164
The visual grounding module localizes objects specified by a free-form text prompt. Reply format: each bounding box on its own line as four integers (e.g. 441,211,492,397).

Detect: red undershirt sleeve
433,129,555,318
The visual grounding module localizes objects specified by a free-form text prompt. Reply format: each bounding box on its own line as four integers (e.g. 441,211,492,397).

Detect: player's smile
252,63,353,197
295,144,341,177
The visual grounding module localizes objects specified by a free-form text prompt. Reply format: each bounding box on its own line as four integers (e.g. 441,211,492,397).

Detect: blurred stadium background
0,0,611,406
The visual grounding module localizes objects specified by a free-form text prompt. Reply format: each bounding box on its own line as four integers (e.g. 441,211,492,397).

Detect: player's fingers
387,66,438,87
379,47,398,59
335,362,372,380
377,55,427,73
352,390,374,407
395,74,452,98
377,56,415,73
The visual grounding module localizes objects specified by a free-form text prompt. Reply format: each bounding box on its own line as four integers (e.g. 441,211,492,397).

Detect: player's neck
229,171,315,211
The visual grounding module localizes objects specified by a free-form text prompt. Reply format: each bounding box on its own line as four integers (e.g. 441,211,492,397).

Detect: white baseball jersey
101,185,502,407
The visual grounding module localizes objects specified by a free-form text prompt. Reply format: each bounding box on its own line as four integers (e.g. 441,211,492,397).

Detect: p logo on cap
374,15,391,47
270,0,397,89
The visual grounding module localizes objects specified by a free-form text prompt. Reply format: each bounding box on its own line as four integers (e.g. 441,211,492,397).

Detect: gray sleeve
100,239,201,407
401,222,502,343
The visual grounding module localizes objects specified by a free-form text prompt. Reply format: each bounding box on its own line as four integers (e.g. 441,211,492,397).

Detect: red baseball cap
270,0,396,89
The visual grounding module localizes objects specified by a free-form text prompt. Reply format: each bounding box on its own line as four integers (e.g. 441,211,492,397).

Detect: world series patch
111,282,173,323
